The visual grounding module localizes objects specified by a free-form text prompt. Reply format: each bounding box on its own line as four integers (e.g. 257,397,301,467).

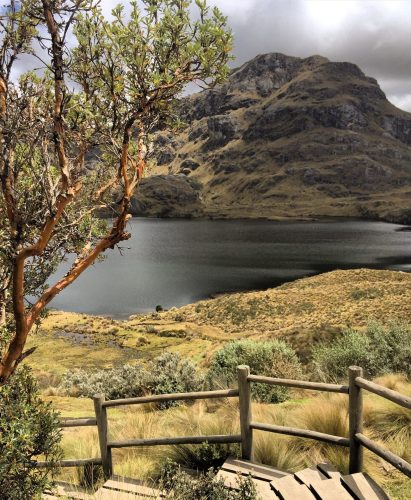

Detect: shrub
61,363,150,399
313,321,411,381
148,352,204,408
160,461,260,500
0,367,62,499
62,352,204,408
207,340,302,403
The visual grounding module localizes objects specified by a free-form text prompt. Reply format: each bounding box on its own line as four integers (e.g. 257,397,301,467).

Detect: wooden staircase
43,457,391,499
215,457,391,500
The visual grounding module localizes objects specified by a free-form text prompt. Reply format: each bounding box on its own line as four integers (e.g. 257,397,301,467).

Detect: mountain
134,53,411,223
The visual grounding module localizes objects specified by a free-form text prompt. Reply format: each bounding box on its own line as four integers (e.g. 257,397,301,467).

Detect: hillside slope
135,53,411,223
26,269,411,374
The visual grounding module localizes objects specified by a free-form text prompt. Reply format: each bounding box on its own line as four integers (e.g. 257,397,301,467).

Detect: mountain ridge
133,52,411,223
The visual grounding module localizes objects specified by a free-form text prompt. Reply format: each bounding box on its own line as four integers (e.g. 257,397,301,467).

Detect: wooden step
295,466,328,486
101,475,163,498
309,478,353,500
271,475,317,500
316,462,343,480
341,473,390,500
50,482,94,499
216,469,276,498
221,456,290,481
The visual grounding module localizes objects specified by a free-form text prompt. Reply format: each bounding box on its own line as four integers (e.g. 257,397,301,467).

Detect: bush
148,352,204,408
62,352,204,408
61,363,150,400
0,367,62,499
313,321,411,381
207,340,302,403
160,461,260,500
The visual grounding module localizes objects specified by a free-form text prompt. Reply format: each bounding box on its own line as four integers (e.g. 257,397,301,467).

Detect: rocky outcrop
135,52,411,223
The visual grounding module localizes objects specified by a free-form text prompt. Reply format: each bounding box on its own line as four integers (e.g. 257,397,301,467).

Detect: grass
48,379,410,498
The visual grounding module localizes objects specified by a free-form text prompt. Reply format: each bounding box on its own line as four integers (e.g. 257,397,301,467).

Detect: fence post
349,366,363,473
238,365,253,460
93,394,112,479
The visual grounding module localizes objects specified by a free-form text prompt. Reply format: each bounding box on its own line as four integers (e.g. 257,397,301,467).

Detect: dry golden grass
52,378,410,498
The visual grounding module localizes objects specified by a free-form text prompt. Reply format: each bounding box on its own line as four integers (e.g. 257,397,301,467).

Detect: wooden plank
250,422,350,447
36,458,102,468
355,377,411,410
349,366,364,474
271,475,317,500
102,389,239,408
355,432,411,478
294,466,328,485
222,457,290,481
95,489,139,499
342,473,390,500
215,470,275,498
309,478,353,500
247,374,349,394
59,418,97,428
103,477,163,497
108,434,242,448
94,394,112,478
316,462,342,480
53,482,94,499
238,365,253,460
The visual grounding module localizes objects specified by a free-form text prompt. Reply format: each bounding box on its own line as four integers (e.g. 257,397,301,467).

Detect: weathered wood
35,458,102,468
355,376,411,409
294,466,327,485
238,365,253,460
308,478,353,500
221,456,289,481
59,418,97,428
316,462,342,480
250,422,350,446
103,476,164,498
108,434,242,449
247,374,349,394
355,432,411,478
102,388,239,408
349,366,364,474
93,394,112,479
342,472,390,500
215,470,275,498
271,475,317,499
51,482,94,500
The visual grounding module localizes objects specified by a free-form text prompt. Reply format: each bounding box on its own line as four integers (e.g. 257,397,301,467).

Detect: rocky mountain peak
138,52,411,225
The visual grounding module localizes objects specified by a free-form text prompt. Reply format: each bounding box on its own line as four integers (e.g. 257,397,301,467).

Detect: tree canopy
0,0,232,381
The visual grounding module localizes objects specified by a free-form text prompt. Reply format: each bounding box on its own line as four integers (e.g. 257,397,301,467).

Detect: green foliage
0,367,62,499
62,352,204,407
313,321,411,381
160,461,260,499
207,340,303,403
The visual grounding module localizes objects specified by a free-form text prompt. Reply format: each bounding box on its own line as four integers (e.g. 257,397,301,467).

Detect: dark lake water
50,219,411,318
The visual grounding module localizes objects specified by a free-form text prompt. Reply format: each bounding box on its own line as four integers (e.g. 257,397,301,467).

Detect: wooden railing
35,417,102,469
36,365,411,480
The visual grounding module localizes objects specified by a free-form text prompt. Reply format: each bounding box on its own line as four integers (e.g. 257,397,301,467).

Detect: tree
0,0,232,382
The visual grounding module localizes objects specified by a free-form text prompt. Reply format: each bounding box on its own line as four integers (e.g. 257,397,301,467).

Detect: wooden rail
108,434,242,449
249,422,350,447
247,374,349,393
35,365,411,483
102,388,239,408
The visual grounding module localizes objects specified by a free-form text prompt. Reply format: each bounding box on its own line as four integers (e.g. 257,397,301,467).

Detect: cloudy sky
199,0,411,111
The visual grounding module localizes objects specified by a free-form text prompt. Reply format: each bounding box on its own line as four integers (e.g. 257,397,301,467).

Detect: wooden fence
36,365,411,481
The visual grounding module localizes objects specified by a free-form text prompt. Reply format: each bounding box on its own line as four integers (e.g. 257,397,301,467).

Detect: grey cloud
208,0,411,111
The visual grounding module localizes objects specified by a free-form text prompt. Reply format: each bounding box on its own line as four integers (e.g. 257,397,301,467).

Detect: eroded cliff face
135,52,411,223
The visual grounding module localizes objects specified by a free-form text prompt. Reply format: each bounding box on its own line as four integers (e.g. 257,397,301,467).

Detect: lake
50,219,411,318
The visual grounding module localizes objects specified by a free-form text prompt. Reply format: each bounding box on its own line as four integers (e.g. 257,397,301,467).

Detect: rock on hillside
134,53,411,223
